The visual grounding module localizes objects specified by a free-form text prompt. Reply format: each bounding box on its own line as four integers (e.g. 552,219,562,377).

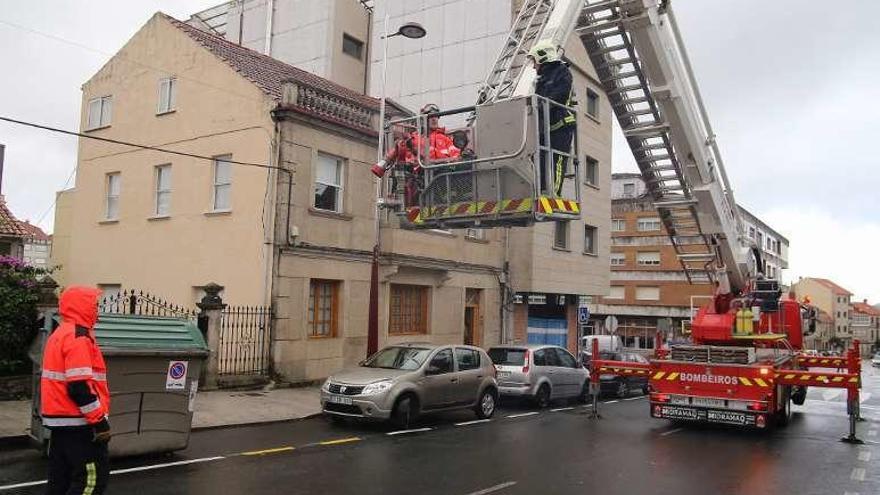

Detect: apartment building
189,0,614,351
851,300,879,355
791,277,853,351
18,221,52,268
589,173,790,349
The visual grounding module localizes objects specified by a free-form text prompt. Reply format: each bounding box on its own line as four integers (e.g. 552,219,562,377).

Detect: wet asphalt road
3,364,880,495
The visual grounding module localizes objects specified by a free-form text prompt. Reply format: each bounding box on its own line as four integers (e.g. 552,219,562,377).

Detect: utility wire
33,165,77,227
0,115,277,170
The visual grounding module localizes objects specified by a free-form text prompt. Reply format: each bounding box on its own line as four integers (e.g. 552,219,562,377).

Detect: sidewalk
0,385,323,443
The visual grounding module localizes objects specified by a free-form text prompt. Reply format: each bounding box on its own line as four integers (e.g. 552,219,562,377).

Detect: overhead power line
0,115,276,171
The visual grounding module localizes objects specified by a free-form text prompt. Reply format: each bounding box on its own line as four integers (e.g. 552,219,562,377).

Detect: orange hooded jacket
40,286,110,428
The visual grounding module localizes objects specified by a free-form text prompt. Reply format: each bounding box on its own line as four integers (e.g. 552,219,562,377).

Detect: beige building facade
791,277,853,351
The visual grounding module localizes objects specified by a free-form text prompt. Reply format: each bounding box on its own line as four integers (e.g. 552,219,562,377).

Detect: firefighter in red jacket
372,104,460,207
41,286,111,495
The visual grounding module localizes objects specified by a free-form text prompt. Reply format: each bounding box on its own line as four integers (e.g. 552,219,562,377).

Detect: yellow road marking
320,437,361,446
241,446,295,456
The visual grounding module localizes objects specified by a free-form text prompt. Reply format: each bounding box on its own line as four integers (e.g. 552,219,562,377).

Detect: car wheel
391,394,419,429
475,388,497,419
642,384,650,395
534,384,551,408
615,380,629,399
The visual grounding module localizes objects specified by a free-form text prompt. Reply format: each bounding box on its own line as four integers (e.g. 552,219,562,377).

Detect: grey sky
2,1,879,301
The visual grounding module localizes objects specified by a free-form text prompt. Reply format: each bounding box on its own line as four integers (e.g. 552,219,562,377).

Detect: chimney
0,143,5,196
865,299,868,305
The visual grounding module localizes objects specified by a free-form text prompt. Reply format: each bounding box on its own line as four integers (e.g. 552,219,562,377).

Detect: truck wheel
791,386,807,406
776,387,792,427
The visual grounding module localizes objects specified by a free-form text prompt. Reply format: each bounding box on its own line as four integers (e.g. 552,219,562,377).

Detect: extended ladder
575,0,747,285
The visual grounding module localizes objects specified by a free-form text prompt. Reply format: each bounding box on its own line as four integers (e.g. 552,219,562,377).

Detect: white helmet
528,40,560,64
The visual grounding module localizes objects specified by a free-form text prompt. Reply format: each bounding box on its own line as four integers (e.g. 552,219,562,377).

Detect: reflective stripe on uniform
92,373,107,382
554,156,564,196
42,370,67,381
84,462,97,495
42,416,89,427
65,367,93,379
79,399,102,414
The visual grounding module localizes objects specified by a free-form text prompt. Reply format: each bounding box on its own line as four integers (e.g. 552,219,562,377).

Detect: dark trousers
47,428,109,495
539,126,574,196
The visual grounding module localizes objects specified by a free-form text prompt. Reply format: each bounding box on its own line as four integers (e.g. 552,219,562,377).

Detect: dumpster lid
94,314,208,354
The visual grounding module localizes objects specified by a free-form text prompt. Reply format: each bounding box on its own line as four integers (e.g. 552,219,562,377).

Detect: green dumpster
32,313,209,457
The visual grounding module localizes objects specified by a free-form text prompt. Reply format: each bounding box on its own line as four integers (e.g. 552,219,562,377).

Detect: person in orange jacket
41,286,111,495
372,103,461,207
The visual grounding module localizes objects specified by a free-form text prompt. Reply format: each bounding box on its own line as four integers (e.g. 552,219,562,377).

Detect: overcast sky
2,1,879,302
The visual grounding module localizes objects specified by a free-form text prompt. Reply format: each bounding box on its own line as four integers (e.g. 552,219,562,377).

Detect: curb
190,412,324,433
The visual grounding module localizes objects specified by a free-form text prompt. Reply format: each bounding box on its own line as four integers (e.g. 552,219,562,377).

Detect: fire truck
374,0,864,440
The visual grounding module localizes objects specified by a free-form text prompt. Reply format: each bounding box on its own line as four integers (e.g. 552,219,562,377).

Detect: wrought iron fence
98,289,196,319
218,305,272,376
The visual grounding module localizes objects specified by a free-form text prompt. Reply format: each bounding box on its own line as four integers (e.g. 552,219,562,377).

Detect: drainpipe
363,7,372,94
263,0,274,55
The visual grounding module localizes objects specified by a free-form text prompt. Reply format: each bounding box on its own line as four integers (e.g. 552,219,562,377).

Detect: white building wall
369,0,512,124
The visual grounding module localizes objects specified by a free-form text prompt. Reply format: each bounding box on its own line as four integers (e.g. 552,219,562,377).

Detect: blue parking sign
577,307,590,324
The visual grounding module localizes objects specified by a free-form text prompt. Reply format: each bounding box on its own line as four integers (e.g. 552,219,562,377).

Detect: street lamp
367,17,427,359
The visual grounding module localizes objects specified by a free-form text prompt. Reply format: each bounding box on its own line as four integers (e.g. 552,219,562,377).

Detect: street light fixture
367,18,427,359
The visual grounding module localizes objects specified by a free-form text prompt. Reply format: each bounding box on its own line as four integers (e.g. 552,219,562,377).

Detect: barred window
389,284,428,335
308,280,339,338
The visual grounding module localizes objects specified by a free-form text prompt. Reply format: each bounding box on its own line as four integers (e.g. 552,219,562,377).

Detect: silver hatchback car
321,343,498,428
488,344,590,407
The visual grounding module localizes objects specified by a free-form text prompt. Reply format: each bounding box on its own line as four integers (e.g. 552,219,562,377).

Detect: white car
872,354,880,368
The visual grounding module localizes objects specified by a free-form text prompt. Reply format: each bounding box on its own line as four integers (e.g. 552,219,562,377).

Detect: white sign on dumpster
166,360,188,390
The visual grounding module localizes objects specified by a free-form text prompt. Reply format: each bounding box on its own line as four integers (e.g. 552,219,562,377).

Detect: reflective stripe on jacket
41,286,110,428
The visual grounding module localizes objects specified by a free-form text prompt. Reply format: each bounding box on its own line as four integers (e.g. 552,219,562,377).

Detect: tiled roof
0,197,27,238
165,14,382,110
810,278,853,296
17,221,50,241
853,302,880,316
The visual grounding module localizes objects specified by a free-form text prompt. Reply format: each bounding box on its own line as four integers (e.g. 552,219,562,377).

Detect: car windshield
363,346,432,370
488,348,526,366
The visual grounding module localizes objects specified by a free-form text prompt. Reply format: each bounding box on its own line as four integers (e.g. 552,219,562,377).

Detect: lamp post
367,17,426,359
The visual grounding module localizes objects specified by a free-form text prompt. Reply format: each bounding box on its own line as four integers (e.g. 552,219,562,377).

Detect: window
427,349,453,374
87,96,112,130
157,77,177,114
554,221,569,249
610,253,626,266
154,165,172,216
105,173,120,220
212,155,232,211
584,156,598,185
308,280,339,338
555,348,577,368
455,348,481,371
749,226,755,239
389,284,428,335
766,237,773,250
636,286,660,301
622,182,635,197
586,89,599,118
342,33,364,59
637,251,661,266
756,232,763,248
533,348,560,367
314,153,344,212
583,224,597,255
611,219,626,232
465,228,486,240
637,218,661,231
608,286,625,299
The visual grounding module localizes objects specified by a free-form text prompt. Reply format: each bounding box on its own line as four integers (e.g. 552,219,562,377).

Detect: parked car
487,344,590,407
872,353,880,368
595,351,650,398
321,343,498,428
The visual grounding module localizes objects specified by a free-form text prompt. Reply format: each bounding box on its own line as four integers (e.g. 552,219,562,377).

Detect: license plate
706,410,755,426
692,397,726,408
497,371,512,378
670,396,689,405
328,395,353,405
655,405,701,421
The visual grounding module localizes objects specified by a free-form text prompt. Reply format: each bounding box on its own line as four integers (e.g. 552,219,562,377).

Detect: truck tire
791,386,807,406
776,386,792,427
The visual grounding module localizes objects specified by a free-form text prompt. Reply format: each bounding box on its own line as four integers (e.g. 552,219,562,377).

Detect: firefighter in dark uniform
41,286,111,495
529,40,576,197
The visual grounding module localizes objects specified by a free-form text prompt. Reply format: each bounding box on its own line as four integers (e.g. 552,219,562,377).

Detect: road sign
605,315,618,334
578,307,590,324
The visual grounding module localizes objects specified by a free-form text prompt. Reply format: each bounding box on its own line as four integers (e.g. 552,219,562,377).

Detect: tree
0,256,51,375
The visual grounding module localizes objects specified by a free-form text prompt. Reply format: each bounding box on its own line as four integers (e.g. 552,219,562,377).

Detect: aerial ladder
572,0,863,440
379,0,587,229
